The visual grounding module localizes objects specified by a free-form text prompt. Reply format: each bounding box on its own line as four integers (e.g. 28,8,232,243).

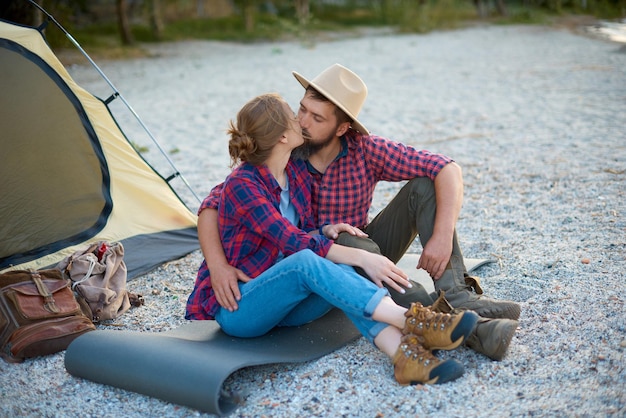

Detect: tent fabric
0,20,199,279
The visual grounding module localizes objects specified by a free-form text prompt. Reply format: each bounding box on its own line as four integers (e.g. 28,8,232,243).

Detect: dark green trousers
335,177,466,308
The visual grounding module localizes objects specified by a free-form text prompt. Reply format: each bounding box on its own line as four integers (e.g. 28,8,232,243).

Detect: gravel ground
1,23,625,417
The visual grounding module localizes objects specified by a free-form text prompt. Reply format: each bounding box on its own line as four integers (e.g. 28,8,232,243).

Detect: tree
148,0,164,41
295,0,310,24
116,0,135,45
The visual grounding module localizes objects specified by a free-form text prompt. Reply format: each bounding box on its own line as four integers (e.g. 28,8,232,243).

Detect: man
198,64,519,360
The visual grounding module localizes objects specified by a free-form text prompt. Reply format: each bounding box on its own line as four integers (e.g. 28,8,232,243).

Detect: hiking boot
393,334,464,385
403,302,478,351
429,290,519,361
465,316,518,361
434,255,521,320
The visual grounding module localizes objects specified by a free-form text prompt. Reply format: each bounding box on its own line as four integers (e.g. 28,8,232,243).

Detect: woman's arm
324,244,411,294
197,208,251,312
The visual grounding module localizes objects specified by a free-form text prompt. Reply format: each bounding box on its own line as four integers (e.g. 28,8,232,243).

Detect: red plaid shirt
310,129,453,228
200,129,453,228
185,159,332,320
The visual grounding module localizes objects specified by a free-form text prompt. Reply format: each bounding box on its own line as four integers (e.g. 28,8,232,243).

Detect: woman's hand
322,223,368,240
359,252,411,294
210,262,251,312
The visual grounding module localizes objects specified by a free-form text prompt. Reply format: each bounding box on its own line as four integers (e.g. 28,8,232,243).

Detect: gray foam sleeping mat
64,256,492,416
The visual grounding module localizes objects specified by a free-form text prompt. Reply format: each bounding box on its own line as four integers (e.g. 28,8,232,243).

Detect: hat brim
293,71,369,135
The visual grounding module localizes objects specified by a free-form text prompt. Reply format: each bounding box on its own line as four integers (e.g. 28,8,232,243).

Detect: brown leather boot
403,302,478,351
434,255,521,320
465,316,518,361
393,334,464,385
430,290,518,361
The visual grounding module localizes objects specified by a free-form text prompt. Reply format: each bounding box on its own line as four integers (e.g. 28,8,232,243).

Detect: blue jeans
215,249,390,343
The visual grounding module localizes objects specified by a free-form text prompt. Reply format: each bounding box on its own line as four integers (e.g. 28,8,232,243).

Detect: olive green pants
335,177,466,308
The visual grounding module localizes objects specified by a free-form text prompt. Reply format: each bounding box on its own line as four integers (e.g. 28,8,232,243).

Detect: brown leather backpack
0,269,95,363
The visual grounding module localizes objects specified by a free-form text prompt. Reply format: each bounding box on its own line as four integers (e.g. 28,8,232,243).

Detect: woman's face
283,102,304,149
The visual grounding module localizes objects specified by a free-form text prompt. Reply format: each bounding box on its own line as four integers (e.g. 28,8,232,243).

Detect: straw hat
293,63,369,135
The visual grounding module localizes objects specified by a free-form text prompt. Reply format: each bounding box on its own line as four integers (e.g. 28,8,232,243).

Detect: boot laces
406,303,454,332
429,290,453,314
400,335,437,365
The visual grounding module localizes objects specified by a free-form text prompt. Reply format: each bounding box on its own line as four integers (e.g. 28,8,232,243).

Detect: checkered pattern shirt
308,129,453,228
185,159,332,320
200,130,452,227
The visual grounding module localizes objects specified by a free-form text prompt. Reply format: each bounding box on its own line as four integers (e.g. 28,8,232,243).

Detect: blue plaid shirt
185,158,332,320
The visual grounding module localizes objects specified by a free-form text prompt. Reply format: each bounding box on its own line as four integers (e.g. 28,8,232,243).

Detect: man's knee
404,177,435,200
334,233,380,279
385,281,435,308
335,232,382,254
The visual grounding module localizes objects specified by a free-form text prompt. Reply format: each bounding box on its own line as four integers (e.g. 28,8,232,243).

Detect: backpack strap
30,271,60,314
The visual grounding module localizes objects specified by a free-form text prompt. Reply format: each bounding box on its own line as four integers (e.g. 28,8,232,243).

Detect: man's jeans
215,249,390,343
336,177,465,307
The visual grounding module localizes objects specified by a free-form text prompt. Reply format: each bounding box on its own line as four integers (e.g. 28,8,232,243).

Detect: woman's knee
287,248,319,265
279,249,332,275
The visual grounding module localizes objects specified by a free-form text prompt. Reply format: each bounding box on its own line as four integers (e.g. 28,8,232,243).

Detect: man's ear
335,122,350,137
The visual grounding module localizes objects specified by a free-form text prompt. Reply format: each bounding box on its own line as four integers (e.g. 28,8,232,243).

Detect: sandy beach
1,22,625,417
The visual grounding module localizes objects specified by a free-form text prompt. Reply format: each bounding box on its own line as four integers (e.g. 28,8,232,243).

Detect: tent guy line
26,0,201,204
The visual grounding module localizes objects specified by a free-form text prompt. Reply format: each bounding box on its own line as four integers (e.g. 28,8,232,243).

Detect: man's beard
292,129,334,161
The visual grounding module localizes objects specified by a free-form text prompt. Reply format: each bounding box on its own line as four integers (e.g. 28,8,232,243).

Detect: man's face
296,92,340,154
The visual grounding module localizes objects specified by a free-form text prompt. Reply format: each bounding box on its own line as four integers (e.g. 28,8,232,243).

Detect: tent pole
26,0,202,205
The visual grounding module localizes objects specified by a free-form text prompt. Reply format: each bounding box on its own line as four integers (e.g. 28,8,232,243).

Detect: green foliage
309,3,385,26
26,0,624,54
495,8,550,25
158,14,294,42
393,0,478,33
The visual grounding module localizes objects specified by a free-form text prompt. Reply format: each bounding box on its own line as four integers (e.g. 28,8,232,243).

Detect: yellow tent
0,20,198,278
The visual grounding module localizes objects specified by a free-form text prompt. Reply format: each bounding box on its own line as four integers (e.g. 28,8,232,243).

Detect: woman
186,93,478,385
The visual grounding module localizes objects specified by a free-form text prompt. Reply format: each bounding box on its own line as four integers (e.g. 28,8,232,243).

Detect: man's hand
322,223,368,240
210,262,251,312
417,161,462,280
416,233,452,280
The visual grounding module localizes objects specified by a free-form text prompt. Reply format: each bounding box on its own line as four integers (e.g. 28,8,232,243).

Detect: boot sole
401,360,465,385
490,321,518,361
475,304,521,321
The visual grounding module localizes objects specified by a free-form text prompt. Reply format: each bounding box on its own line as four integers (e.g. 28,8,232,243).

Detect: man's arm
197,208,250,312
417,161,464,280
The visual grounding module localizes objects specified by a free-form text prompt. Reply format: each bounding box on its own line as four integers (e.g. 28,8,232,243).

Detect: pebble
2,23,625,418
